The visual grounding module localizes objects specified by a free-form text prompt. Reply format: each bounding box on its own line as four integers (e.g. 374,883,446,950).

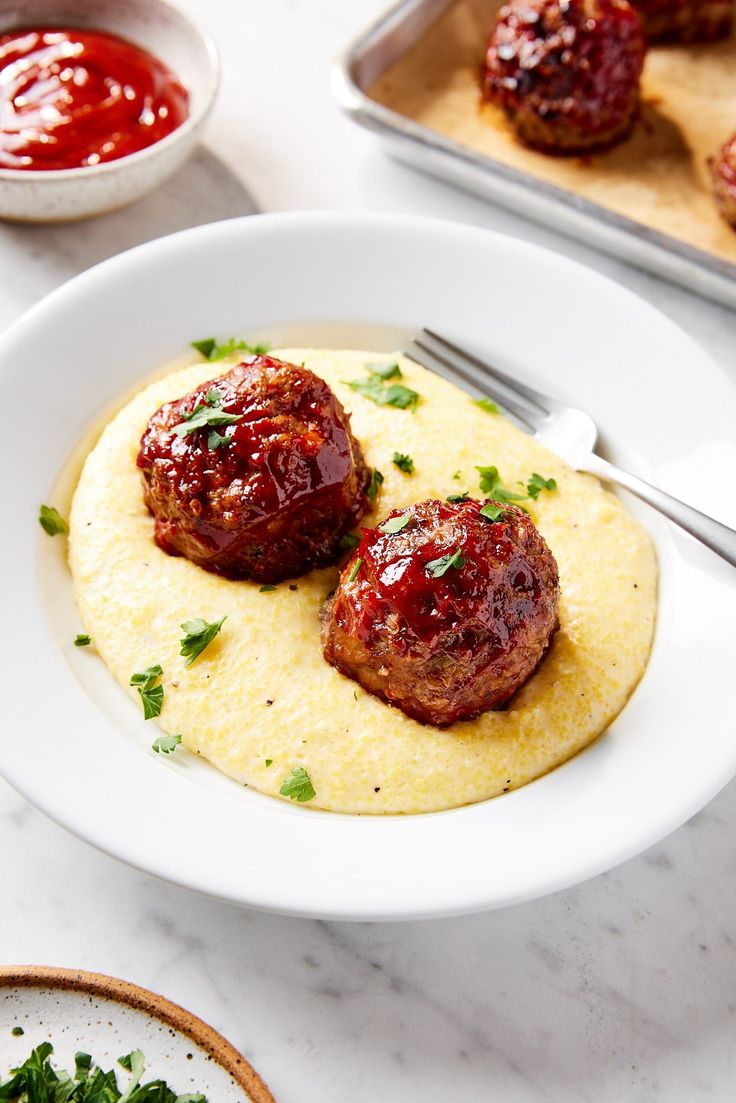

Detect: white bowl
1,212,735,920
0,0,219,222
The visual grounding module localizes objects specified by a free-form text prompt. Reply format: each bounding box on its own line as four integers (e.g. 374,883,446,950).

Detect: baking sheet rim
333,0,736,309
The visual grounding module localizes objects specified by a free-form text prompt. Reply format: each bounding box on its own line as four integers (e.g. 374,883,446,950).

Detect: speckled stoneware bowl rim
0,0,220,182
0,966,275,1103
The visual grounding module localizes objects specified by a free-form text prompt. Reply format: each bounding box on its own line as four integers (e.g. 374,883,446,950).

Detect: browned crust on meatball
137,356,370,583
482,0,646,155
321,499,560,727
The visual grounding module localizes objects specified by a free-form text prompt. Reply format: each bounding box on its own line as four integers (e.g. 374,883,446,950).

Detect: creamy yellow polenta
69,349,657,814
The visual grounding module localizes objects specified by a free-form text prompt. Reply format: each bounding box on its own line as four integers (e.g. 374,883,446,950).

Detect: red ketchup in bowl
0,27,189,171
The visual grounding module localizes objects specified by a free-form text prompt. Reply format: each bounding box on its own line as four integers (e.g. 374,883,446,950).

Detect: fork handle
581,453,736,568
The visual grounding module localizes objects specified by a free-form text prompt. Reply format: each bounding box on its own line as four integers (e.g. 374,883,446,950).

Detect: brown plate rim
0,965,276,1103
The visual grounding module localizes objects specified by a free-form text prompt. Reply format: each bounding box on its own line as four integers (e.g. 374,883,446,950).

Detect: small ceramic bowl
0,965,276,1102
0,0,219,222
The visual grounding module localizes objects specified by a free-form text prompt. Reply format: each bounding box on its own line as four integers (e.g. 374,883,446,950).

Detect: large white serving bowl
0,0,219,222
1,212,735,920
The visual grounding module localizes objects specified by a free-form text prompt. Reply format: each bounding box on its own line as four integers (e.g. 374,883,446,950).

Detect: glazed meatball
482,0,646,154
137,355,370,582
628,0,732,40
321,498,560,727
710,133,736,229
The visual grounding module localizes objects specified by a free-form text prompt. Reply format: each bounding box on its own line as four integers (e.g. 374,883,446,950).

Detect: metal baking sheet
333,0,736,310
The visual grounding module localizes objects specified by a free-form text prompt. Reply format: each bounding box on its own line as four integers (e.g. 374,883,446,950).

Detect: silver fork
406,327,736,569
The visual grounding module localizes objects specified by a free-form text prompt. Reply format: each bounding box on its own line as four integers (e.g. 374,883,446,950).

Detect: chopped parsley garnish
11,1027,23,1036
74,634,91,647
446,491,469,503
475,465,527,503
479,502,506,522
473,397,499,414
452,470,461,480
259,584,277,592
265,758,273,767
38,505,68,536
279,766,316,803
172,388,243,439
527,472,557,499
152,733,182,755
392,452,414,474
378,511,412,535
348,557,362,583
179,616,226,666
367,468,384,501
207,430,230,450
346,376,419,412
365,360,402,380
191,338,217,358
426,548,466,578
0,1042,207,1103
338,532,360,553
191,335,270,361
130,664,164,720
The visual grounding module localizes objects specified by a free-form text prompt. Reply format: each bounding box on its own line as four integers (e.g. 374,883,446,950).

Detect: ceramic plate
0,966,274,1101
1,212,735,920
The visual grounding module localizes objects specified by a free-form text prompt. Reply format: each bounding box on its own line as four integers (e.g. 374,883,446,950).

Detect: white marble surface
1,2,735,1100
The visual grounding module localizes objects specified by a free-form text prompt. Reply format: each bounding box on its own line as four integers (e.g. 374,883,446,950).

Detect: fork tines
405,328,553,432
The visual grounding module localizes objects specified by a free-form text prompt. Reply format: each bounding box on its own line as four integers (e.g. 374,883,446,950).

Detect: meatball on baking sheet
368,0,736,266
69,348,656,815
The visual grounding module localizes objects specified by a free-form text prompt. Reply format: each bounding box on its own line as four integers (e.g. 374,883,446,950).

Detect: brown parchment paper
369,0,736,264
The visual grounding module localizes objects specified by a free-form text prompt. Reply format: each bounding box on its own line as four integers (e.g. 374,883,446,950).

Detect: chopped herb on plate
475,465,527,504
172,388,243,438
279,766,316,803
259,584,278,593
378,511,412,535
0,1042,207,1103
207,430,231,450
191,335,270,361
179,616,226,665
446,491,469,503
74,634,91,647
367,468,384,501
426,548,466,578
152,733,182,755
38,505,68,536
346,375,419,412
392,452,414,474
473,397,499,414
479,502,506,523
348,557,362,583
527,472,557,499
365,360,402,380
130,664,164,720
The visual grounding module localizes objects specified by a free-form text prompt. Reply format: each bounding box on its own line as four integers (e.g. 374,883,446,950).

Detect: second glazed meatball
321,498,560,727
137,355,370,582
482,0,646,154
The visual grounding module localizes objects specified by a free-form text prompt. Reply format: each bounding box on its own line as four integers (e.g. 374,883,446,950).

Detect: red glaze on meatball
482,0,646,154
628,0,732,40
321,498,560,727
710,133,736,229
137,355,370,582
